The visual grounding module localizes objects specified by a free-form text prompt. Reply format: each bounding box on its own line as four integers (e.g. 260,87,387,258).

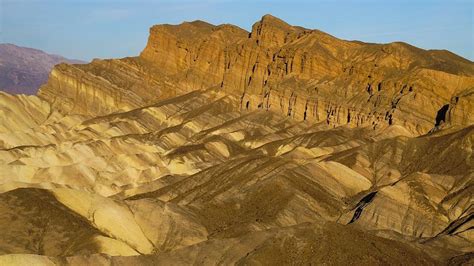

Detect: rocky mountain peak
38,16,474,136
1,15,473,265
257,14,293,30
250,14,301,47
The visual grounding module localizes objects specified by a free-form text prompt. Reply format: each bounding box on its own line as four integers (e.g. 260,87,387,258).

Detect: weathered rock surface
1,15,473,265
0,88,472,264
38,15,474,135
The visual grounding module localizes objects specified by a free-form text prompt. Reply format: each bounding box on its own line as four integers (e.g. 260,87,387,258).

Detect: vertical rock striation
38,14,474,135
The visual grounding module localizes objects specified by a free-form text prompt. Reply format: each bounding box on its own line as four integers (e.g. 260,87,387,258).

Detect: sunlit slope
0,89,472,264
38,15,474,136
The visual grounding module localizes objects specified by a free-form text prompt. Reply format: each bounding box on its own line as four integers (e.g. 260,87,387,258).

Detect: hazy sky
1,0,472,61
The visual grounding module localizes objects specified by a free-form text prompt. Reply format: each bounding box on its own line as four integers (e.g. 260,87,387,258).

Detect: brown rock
38,15,474,135
3,15,471,264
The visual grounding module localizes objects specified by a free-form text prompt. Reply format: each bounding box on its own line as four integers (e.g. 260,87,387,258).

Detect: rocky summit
0,15,473,265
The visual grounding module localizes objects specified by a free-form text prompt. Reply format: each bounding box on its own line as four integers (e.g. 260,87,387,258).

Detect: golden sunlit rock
0,15,473,265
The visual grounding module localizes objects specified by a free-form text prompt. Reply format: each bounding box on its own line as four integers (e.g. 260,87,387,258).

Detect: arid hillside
0,15,473,265
39,15,474,135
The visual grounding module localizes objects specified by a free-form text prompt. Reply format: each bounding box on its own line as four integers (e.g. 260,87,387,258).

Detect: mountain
0,43,85,95
38,14,474,135
0,15,473,265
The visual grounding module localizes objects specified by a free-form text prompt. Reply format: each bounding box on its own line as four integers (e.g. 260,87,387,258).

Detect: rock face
1,15,473,265
0,88,473,264
0,44,84,95
38,15,474,135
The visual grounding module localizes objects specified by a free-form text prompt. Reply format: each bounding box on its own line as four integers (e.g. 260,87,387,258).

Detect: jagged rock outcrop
38,14,474,135
2,15,473,265
0,89,472,264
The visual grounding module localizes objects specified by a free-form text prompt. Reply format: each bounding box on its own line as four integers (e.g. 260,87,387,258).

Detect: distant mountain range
0,43,85,94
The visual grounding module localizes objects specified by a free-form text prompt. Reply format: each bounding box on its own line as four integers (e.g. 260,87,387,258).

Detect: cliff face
2,15,474,264
0,89,472,264
38,58,161,115
38,14,474,135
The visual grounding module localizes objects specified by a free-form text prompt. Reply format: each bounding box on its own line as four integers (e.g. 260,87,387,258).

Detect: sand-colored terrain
0,15,473,265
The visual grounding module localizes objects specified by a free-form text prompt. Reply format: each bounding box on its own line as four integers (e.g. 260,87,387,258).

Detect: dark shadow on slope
435,104,450,127
348,191,377,224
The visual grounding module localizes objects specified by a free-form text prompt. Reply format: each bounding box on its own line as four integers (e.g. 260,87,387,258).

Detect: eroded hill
38,15,474,135
0,15,473,265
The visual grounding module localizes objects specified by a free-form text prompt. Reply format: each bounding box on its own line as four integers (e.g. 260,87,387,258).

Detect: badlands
0,15,473,265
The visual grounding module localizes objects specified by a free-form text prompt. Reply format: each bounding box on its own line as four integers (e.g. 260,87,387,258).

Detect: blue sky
1,0,472,61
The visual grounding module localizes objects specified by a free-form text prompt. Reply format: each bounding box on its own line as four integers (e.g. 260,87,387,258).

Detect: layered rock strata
0,90,472,264
1,14,473,265
38,15,474,135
